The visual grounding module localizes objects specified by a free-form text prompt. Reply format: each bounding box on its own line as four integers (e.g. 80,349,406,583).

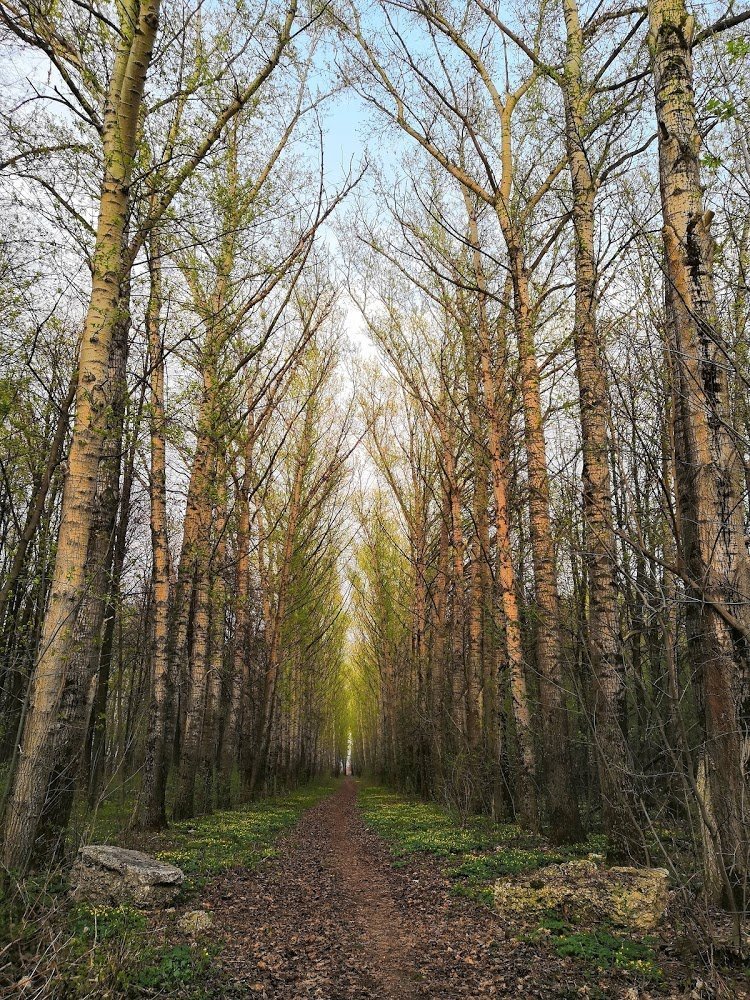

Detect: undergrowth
358,783,605,904
152,782,335,895
358,783,666,984
526,916,662,981
1,779,335,998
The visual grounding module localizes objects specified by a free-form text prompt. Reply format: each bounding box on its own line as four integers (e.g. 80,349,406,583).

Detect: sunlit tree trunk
464,200,539,829
561,0,638,855
0,373,76,765
1,0,160,870
87,334,145,805
501,219,582,842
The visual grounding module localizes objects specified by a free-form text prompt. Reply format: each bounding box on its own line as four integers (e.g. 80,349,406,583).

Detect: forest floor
203,779,748,1000
4,778,749,998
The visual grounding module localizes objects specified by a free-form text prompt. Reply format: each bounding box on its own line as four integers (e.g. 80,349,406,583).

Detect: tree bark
217,410,255,809
561,0,640,855
503,230,583,843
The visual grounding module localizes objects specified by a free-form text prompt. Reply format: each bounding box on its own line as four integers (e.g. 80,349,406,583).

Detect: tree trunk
249,414,308,794
561,0,640,855
649,0,750,903
134,227,171,830
504,233,582,843
217,414,255,809
463,204,537,827
1,0,160,871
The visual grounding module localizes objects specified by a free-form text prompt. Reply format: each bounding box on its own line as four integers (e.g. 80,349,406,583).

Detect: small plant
136,943,217,992
532,917,663,981
69,902,147,942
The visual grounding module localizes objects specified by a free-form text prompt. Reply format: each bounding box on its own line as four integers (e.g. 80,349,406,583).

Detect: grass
2,779,336,998
527,917,662,981
127,782,336,895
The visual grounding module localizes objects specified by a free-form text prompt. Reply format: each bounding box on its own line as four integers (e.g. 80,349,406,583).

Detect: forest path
203,780,748,999
205,779,620,998
207,778,423,998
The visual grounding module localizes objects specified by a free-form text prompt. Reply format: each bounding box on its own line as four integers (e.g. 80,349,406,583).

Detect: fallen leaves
199,782,750,999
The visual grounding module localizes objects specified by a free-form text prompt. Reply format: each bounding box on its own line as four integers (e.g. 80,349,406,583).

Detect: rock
178,909,214,934
494,859,669,932
72,845,184,909
607,866,670,932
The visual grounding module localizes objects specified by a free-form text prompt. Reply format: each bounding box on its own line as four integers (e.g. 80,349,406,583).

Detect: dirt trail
206,780,585,998
209,779,421,999
326,781,418,997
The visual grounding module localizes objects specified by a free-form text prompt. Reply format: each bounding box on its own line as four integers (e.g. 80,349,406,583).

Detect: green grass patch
529,917,662,981
151,781,335,892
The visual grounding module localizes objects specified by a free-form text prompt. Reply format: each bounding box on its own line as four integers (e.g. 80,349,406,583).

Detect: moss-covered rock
177,909,214,934
494,859,668,932
607,866,670,932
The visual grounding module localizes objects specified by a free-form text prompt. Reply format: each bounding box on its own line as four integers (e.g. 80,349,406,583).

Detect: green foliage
359,784,506,856
726,36,750,62
529,918,662,981
706,97,736,121
59,902,218,998
446,849,567,905
134,943,217,992
360,785,669,985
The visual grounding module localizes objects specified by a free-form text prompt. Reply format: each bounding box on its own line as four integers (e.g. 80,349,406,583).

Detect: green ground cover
357,783,606,904
2,779,335,999
357,784,662,983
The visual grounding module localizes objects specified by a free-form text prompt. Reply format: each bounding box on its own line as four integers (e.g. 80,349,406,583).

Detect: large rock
72,845,184,909
494,859,669,933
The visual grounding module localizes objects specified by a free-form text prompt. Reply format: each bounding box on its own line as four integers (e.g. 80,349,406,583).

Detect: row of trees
1,0,749,922
343,0,750,912
0,0,352,873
